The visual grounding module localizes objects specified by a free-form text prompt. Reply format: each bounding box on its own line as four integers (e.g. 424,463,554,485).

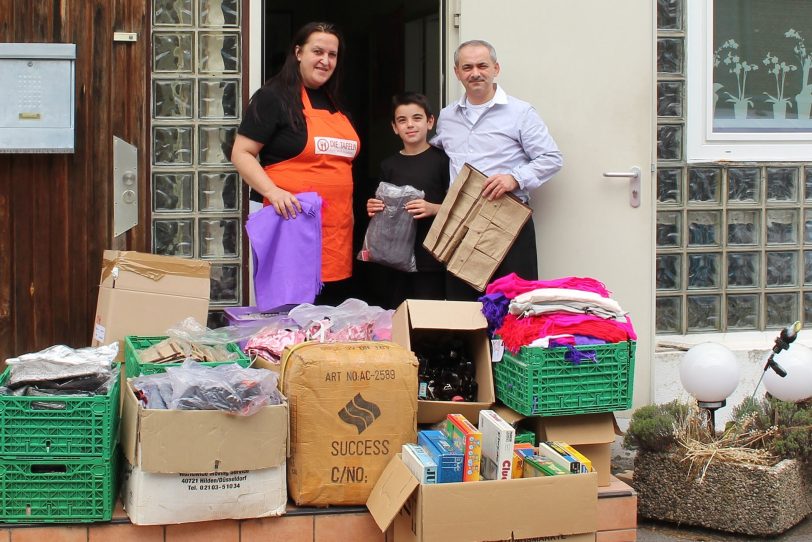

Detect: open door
450,0,655,405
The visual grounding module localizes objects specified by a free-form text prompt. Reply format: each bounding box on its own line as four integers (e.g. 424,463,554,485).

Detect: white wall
652,331,812,430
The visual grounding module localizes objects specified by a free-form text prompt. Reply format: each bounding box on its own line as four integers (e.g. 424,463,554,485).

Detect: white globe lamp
680,342,740,429
764,344,812,402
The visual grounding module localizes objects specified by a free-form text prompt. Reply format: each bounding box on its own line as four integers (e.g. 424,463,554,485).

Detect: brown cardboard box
119,380,288,523
423,163,532,291
392,300,495,424
91,250,210,358
281,341,418,506
367,454,598,542
495,405,620,487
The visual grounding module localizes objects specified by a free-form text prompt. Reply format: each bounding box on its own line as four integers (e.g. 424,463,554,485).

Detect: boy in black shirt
365,92,449,309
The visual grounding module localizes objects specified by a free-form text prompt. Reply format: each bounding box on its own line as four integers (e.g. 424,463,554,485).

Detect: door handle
603,166,641,208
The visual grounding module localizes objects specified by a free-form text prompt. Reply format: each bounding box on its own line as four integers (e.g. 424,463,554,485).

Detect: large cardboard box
423,163,532,291
281,341,418,506
392,300,495,424
120,380,288,524
122,462,286,525
91,250,210,358
367,454,598,542
495,405,620,487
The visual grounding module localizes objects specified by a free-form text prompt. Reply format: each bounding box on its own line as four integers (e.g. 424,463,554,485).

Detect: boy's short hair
392,92,434,119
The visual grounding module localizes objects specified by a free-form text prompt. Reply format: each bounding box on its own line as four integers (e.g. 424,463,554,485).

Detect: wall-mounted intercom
0,43,76,153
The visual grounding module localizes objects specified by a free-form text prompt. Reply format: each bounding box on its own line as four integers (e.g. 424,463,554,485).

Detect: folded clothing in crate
3,343,118,391
493,340,636,417
481,273,636,352
125,336,249,378
136,337,237,365
0,343,121,458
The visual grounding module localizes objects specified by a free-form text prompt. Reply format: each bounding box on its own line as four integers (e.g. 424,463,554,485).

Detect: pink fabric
486,273,612,299
497,312,637,353
245,327,308,363
305,319,372,342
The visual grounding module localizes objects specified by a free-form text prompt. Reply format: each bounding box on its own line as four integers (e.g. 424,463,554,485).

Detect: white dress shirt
431,85,563,202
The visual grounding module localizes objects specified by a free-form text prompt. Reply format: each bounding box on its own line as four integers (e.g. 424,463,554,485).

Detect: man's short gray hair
454,40,498,66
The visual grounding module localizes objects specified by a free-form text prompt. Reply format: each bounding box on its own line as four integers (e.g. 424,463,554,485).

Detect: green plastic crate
124,335,251,378
515,429,536,444
494,340,635,417
0,366,120,458
0,452,119,523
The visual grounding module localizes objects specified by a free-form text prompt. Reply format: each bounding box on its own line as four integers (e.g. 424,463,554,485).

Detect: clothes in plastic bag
246,191,323,311
4,343,117,389
0,366,119,400
358,182,424,272
288,298,392,342
131,359,283,415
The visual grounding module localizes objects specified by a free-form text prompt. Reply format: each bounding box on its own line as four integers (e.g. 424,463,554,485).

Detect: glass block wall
151,0,243,326
656,0,812,333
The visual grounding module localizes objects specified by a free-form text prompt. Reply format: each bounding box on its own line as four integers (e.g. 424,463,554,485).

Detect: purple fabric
549,336,606,365
572,335,606,345
562,345,597,365
479,292,510,336
246,192,322,311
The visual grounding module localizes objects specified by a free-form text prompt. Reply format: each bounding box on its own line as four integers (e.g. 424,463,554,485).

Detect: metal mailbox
0,43,76,153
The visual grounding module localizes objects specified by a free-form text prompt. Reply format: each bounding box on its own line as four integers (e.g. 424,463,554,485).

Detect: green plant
730,396,812,464
624,400,689,452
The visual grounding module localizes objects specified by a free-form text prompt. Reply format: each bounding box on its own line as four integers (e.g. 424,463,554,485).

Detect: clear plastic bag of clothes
4,343,117,389
358,182,424,272
288,298,391,342
131,359,283,415
164,317,244,359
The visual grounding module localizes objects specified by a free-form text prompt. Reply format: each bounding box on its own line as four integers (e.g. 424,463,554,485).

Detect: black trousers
445,216,539,301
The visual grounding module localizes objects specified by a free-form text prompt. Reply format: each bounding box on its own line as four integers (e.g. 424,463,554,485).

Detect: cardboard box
120,380,288,524
444,414,482,482
367,454,598,542
423,163,532,291
122,462,286,525
495,405,620,487
92,250,211,358
478,409,515,480
392,300,495,424
281,341,418,506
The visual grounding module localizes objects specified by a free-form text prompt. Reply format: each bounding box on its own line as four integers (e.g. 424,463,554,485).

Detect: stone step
0,476,637,542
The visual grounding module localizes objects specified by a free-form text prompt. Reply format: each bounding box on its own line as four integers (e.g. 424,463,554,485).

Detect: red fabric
497,312,637,353
486,273,612,299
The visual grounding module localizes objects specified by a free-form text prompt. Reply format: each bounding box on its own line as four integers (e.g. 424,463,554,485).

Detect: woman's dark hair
262,21,345,131
391,92,434,119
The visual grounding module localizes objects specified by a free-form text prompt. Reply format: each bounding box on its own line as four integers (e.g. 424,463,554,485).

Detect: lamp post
752,321,801,400
679,342,740,433
764,343,812,402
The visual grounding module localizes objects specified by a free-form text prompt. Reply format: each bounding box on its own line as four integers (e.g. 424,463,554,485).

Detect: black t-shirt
378,146,449,271
238,86,337,201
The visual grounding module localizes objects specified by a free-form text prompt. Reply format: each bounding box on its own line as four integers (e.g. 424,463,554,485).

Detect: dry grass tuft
673,403,779,481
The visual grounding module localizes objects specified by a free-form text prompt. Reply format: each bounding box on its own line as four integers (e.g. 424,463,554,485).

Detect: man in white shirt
432,39,563,300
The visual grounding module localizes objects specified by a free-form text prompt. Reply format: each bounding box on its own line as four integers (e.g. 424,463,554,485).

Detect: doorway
258,0,443,301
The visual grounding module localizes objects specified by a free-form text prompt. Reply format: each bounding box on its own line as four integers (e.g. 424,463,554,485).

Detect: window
150,0,244,326
657,0,812,334
686,0,812,161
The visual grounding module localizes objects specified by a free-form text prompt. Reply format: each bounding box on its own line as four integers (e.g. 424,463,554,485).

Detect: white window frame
686,0,812,162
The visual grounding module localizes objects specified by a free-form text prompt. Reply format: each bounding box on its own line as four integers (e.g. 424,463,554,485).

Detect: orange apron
262,88,360,282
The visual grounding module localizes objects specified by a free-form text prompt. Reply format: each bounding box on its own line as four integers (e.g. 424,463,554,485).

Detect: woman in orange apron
231,22,360,305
